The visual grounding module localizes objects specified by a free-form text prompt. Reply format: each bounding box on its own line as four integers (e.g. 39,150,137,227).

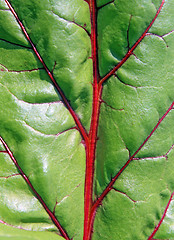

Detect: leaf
0,222,64,240
0,0,174,240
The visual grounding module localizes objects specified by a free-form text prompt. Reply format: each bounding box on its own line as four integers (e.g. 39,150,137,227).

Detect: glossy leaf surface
0,0,174,240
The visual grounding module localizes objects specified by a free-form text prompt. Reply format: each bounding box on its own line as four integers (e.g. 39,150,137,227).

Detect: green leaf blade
94,0,174,239
0,0,174,239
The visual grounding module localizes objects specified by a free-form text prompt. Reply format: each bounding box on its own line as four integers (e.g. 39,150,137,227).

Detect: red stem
83,0,101,239
99,0,165,86
148,192,174,240
0,136,70,240
4,0,88,143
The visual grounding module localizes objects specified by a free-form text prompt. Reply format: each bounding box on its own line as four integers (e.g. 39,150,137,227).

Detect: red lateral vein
0,63,44,73
0,219,26,230
89,101,174,233
0,136,70,240
4,0,88,143
71,20,91,37
0,173,20,179
99,0,165,86
112,188,136,203
133,144,174,161
148,192,174,240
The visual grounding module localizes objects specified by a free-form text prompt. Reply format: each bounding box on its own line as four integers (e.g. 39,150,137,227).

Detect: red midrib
83,0,101,239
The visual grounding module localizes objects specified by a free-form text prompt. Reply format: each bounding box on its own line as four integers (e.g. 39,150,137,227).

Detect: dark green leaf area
94,149,174,240
0,8,29,46
0,223,64,240
97,0,114,8
98,0,160,76
7,0,92,129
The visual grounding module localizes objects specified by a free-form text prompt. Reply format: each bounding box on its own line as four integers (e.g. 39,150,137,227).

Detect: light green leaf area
0,0,91,239
95,0,174,239
0,223,64,240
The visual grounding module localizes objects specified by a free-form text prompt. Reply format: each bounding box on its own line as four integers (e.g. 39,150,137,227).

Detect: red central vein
99,0,165,86
0,136,70,240
83,0,101,239
148,191,174,240
4,0,88,143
